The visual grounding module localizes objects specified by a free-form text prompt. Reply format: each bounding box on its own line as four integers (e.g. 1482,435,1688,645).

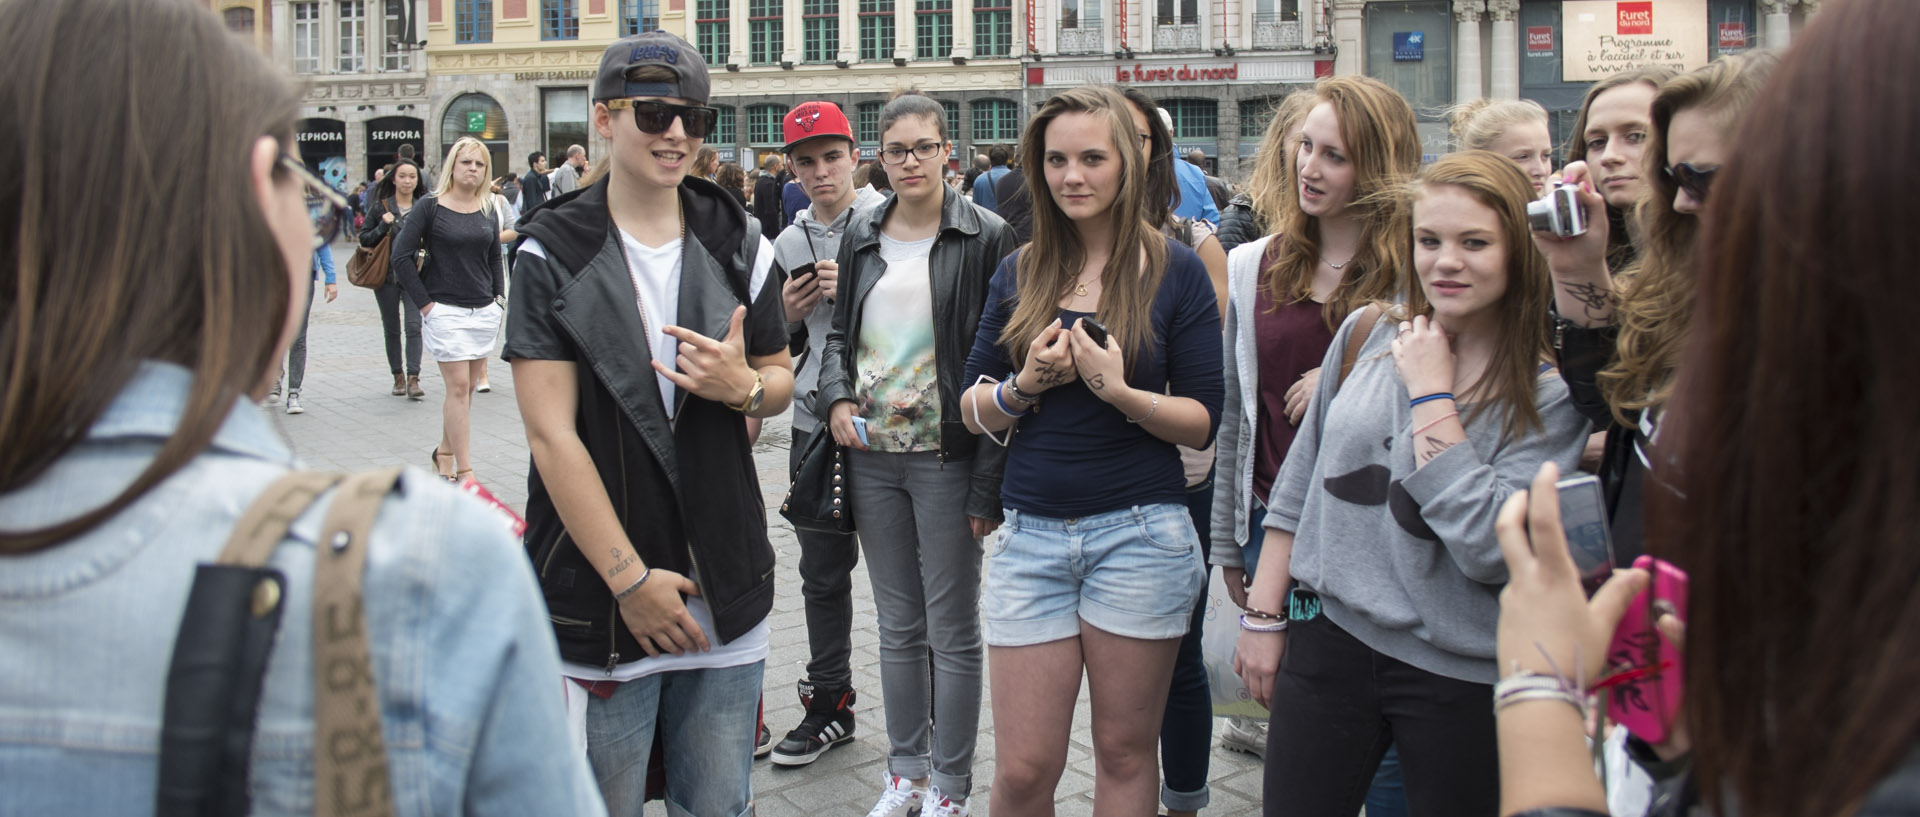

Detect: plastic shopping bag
1201,567,1271,719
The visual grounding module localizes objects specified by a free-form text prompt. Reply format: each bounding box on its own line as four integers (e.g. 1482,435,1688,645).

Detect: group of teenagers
5,2,1920,817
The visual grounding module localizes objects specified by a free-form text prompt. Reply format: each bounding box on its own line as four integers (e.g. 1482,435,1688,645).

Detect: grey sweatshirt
1265,307,1591,683
771,185,888,432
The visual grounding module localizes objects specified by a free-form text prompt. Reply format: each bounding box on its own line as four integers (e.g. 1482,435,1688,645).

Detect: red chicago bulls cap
782,101,855,154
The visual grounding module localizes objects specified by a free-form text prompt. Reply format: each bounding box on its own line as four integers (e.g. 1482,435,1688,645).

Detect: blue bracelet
1409,392,1455,408
993,381,1029,417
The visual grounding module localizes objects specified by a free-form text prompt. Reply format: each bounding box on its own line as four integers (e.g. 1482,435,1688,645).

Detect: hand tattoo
1033,361,1075,388
1421,435,1457,460
1088,373,1106,391
606,548,638,579
1560,281,1615,322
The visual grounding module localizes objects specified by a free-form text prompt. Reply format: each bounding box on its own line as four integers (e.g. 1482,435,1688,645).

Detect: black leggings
373,279,422,376
1262,611,1499,817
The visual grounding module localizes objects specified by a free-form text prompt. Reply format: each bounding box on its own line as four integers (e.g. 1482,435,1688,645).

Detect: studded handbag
779,429,855,535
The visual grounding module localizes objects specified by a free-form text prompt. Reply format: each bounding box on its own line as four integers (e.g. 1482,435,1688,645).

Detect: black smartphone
1079,317,1110,348
787,262,819,289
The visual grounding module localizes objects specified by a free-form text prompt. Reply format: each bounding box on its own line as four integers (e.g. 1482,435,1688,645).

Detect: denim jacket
0,362,605,817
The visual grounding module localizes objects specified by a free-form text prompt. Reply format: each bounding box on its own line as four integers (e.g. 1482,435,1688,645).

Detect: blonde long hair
1263,76,1421,329
1004,86,1168,374
1600,52,1778,423
432,137,495,216
1446,97,1548,152
1241,92,1315,239
1403,152,1556,443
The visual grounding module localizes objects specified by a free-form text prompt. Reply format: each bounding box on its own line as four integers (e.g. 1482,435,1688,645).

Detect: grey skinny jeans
845,448,984,799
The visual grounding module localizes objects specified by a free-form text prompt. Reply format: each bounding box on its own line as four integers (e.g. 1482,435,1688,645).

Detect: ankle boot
406,375,424,399
392,374,407,396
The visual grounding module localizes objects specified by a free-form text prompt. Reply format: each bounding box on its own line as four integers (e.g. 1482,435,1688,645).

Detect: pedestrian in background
551,144,588,196
962,85,1223,817
1448,98,1555,195
1217,93,1312,254
0,2,606,812
360,158,427,399
971,145,1012,214
717,161,749,210
267,242,338,415
389,137,506,483
755,152,788,241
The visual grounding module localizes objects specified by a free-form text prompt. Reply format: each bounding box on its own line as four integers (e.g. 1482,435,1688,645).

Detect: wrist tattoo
606,548,638,579
1421,435,1457,460
1560,281,1615,321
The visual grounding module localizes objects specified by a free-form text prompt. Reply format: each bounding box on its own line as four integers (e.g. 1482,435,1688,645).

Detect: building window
1163,99,1218,139
915,0,952,60
541,0,579,40
714,105,736,145
1240,98,1278,138
543,88,590,171
748,104,784,145
455,0,492,43
974,0,1013,57
749,0,783,65
292,2,321,74
803,0,839,63
620,0,659,35
942,100,960,141
337,1,366,73
1255,0,1301,22
1061,0,1100,29
696,0,730,66
856,101,883,144
1155,0,1196,25
859,0,896,62
382,0,410,71
970,98,1019,143
223,7,255,33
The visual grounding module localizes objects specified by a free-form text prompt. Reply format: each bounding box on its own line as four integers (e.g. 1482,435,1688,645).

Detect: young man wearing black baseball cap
504,30,792,817
765,100,889,770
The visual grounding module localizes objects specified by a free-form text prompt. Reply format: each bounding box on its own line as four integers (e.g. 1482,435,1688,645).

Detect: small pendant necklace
1324,255,1352,270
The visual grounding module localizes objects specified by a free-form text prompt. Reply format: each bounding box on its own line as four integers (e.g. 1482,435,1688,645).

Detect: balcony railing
1154,22,1200,51
1252,12,1304,50
1056,23,1105,55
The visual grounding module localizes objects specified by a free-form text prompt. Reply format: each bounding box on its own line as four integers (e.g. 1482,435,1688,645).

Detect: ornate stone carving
1252,18,1303,49
1057,24,1104,55
1454,0,1485,23
1486,0,1520,22
1154,23,1200,52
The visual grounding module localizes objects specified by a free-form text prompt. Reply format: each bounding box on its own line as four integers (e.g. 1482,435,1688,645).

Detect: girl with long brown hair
1535,51,1776,565
1235,151,1590,815
1493,4,1920,815
360,157,427,398
1563,67,1674,272
960,85,1222,816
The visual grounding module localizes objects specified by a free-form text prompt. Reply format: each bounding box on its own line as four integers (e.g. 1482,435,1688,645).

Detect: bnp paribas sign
1560,0,1709,82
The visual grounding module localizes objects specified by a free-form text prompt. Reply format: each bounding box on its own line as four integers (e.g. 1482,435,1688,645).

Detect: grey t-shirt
771,186,887,432
1265,307,1591,683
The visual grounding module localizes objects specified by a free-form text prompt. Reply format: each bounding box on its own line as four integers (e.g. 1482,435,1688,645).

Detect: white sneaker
1221,715,1268,759
863,773,924,817
923,786,969,817
285,393,304,415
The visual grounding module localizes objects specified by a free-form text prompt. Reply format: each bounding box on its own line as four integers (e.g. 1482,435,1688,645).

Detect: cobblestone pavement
279,243,1265,816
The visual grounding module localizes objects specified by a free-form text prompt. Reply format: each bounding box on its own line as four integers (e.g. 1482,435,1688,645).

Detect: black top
389,197,505,309
992,168,1032,245
752,175,785,242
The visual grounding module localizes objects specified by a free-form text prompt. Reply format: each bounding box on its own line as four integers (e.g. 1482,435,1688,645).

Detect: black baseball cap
593,31,709,105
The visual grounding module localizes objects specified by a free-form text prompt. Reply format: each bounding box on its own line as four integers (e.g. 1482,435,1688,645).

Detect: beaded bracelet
1125,393,1160,424
1409,392,1455,408
1242,605,1284,621
1004,371,1042,404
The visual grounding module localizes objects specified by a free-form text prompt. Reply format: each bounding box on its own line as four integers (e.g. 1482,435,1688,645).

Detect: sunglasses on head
606,99,719,140
1663,161,1719,201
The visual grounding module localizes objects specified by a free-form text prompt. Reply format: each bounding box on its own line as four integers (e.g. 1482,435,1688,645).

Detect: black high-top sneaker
770,683,856,766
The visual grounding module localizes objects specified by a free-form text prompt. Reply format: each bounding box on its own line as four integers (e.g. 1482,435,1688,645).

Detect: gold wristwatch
730,371,766,414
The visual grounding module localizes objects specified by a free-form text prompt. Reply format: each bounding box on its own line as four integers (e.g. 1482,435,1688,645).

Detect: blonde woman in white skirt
390,136,507,482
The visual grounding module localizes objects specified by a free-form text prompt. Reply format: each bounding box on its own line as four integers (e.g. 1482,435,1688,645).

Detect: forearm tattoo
606,548,637,579
1420,435,1457,460
1560,281,1616,322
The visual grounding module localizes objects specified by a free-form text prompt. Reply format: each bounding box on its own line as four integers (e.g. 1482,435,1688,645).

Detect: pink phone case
1600,555,1689,744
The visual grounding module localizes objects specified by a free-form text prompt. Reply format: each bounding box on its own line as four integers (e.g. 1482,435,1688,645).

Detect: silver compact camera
1526,183,1587,238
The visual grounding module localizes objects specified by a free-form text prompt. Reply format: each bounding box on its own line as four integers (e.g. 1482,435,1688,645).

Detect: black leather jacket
506,177,785,669
818,189,1015,521
1216,193,1263,254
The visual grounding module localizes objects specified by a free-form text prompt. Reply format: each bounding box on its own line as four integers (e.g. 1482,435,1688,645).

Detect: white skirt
423,301,503,362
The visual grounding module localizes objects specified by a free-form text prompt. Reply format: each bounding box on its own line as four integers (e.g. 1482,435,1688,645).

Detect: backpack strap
1335,303,1386,393
214,466,405,817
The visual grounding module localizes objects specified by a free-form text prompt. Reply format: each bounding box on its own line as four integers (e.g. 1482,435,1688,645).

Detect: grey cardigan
1206,234,1279,569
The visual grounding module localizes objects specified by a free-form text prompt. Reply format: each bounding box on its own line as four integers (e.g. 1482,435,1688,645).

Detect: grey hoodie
772,184,888,432
1267,307,1591,683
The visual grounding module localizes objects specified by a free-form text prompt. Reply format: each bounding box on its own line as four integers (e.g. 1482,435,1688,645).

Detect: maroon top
1251,247,1338,502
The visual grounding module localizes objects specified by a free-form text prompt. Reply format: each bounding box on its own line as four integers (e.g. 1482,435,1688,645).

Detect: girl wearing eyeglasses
960,85,1223,816
817,89,1015,817
1533,51,1777,568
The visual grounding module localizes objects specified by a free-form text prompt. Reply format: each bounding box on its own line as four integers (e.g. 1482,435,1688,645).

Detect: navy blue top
964,243,1224,518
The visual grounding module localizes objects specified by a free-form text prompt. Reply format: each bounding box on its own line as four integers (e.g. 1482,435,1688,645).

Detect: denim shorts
982,504,1206,646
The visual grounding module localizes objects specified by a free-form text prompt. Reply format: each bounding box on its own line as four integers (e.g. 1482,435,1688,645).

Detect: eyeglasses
1663,161,1719,202
606,99,720,140
280,154,349,249
879,142,947,165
